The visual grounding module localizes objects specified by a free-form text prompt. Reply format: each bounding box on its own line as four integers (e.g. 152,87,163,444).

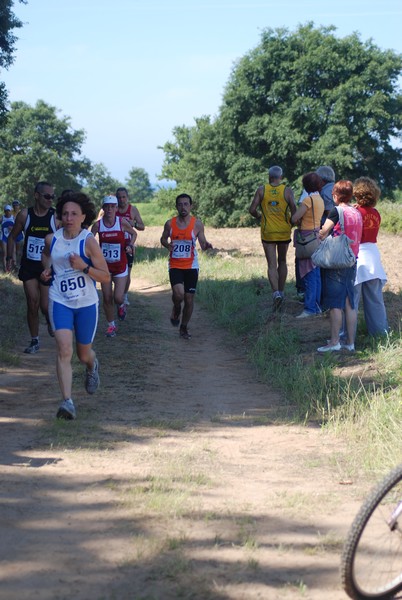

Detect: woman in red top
91,196,136,337
353,177,388,336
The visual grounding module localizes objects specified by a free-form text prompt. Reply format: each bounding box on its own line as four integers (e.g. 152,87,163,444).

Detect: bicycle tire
341,464,402,599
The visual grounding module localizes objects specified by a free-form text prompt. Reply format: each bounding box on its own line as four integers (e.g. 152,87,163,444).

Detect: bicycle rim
341,465,402,599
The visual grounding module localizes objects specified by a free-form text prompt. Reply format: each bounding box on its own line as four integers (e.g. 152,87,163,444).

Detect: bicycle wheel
341,464,402,599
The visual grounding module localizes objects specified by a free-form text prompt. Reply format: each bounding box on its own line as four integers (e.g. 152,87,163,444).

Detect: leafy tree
125,166,154,203
82,162,122,210
0,100,91,205
0,0,27,122
159,24,402,226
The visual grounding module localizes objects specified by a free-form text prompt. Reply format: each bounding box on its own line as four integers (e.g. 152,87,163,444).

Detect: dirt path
1,229,400,600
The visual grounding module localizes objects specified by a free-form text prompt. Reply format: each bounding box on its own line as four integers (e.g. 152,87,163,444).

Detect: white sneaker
317,343,341,353
272,291,283,311
341,343,355,351
56,398,76,420
24,339,39,354
85,358,100,394
295,311,315,319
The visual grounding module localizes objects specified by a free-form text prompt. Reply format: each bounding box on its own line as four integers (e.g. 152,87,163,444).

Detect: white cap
4,204,12,211
102,195,118,205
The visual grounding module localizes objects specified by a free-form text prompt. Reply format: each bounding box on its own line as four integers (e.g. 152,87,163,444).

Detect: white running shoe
85,358,100,394
56,398,76,420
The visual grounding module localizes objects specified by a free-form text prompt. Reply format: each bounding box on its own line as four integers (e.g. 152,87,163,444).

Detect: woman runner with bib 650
41,193,110,420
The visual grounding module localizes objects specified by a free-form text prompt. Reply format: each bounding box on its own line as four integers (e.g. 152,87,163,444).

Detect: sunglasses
39,193,55,200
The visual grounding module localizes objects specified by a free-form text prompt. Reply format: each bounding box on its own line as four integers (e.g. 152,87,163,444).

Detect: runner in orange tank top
160,193,213,339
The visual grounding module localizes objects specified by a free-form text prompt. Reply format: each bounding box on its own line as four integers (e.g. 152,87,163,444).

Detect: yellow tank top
260,183,292,242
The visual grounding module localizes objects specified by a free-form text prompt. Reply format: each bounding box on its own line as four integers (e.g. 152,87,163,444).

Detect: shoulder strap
309,195,315,225
297,195,317,231
337,205,346,233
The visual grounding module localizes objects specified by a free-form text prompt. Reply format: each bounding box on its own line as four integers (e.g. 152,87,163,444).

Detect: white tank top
49,228,99,308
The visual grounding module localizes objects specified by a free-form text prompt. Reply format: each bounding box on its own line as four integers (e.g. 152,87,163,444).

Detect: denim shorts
321,265,357,310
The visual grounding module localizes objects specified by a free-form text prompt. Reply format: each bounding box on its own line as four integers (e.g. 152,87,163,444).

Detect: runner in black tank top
6,182,58,353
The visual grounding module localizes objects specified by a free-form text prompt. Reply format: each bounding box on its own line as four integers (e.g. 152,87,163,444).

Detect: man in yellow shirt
249,166,296,310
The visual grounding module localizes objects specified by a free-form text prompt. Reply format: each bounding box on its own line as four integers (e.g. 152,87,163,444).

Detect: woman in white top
41,192,110,420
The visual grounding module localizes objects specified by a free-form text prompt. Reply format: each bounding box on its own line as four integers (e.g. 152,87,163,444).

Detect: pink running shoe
105,325,117,338
117,304,127,321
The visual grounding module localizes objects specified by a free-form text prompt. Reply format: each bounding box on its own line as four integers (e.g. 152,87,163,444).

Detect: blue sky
3,0,402,186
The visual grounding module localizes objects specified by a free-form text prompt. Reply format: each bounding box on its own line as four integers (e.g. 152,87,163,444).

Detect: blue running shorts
49,300,99,345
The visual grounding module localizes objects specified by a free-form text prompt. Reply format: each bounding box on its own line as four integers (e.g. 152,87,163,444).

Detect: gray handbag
311,206,356,269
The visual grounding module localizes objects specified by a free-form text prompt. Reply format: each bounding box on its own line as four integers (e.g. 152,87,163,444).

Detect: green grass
136,201,174,227
377,200,402,235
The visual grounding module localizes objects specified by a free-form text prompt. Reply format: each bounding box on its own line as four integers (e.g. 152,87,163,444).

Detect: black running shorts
169,268,199,294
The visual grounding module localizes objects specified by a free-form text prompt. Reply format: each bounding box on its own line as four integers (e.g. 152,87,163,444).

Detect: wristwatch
83,265,90,274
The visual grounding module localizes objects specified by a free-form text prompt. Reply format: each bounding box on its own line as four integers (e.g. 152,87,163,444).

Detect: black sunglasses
39,193,55,200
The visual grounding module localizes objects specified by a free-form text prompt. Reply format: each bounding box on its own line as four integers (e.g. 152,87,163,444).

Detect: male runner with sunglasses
7,181,59,353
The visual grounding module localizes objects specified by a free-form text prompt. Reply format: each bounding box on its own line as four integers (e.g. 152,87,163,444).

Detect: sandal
179,325,191,339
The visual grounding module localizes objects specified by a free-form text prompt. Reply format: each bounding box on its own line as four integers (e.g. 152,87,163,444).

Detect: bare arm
160,219,173,251
40,234,54,281
291,203,308,225
131,206,145,231
319,217,335,240
285,186,297,216
121,218,138,244
195,220,213,250
6,209,27,269
90,221,99,237
80,236,111,283
249,186,264,219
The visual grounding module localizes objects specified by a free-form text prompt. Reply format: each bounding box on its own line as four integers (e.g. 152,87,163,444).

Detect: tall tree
159,24,402,226
82,162,122,210
0,0,27,122
0,100,91,205
125,166,154,203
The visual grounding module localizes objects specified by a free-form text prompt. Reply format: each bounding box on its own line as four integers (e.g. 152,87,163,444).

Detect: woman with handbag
291,172,324,318
316,180,363,353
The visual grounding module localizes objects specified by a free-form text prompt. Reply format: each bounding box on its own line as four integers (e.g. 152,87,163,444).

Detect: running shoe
56,398,76,420
105,325,117,338
170,308,181,327
272,291,283,311
85,358,100,394
179,325,192,339
341,343,355,352
24,339,40,354
317,342,341,353
117,304,127,321
295,310,315,319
